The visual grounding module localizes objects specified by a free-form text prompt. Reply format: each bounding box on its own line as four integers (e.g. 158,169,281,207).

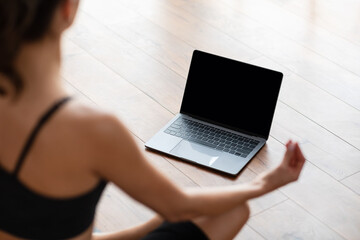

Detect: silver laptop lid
180,50,283,139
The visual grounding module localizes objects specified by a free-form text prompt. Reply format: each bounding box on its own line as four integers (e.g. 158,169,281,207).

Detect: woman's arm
184,140,305,217
90,114,305,222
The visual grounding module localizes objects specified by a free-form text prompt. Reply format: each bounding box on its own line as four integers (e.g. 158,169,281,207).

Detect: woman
0,0,306,239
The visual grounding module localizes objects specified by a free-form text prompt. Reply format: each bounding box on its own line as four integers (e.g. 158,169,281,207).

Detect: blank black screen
180,50,283,139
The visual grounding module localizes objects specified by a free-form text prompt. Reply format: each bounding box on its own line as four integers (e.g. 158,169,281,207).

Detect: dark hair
0,0,63,96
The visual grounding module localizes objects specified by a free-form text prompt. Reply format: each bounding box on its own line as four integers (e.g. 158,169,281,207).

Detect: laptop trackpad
170,140,221,166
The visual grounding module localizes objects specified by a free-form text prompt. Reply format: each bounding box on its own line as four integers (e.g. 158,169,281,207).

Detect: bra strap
13,97,72,177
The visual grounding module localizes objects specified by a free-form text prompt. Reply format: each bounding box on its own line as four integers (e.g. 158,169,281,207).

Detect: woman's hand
254,140,306,192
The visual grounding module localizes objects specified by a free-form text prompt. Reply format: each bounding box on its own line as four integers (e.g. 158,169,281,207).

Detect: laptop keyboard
164,118,259,158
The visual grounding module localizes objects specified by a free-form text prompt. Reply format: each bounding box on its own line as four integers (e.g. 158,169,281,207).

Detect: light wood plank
67,12,185,115
269,0,360,46
105,0,262,64
342,172,360,195
279,73,360,149
248,200,344,239
155,0,360,112
216,0,360,77
81,4,194,79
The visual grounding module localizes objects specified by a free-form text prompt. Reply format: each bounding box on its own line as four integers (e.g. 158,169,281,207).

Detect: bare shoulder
59,101,138,175
62,101,131,149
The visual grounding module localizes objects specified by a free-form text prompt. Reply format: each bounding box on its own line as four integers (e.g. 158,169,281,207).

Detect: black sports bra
0,97,107,239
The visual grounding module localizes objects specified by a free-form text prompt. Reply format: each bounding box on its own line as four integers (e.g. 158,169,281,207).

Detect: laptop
145,50,283,176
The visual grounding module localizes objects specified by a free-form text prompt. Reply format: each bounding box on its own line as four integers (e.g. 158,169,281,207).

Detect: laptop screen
180,50,283,139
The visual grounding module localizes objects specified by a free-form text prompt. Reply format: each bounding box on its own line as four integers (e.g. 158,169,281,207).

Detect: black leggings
141,221,209,240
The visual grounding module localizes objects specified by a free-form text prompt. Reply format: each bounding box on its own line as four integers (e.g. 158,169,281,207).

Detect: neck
13,36,66,104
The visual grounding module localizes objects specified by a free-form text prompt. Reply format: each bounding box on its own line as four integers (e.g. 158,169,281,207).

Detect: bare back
0,98,109,240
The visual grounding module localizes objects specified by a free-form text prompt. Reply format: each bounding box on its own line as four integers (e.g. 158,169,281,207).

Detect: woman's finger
283,141,296,166
294,143,306,170
285,140,292,148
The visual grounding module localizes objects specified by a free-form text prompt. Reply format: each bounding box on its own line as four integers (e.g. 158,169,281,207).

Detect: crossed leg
193,202,250,240
93,202,250,240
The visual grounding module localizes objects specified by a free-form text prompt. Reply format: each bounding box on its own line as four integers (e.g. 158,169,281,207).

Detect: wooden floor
62,0,360,239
